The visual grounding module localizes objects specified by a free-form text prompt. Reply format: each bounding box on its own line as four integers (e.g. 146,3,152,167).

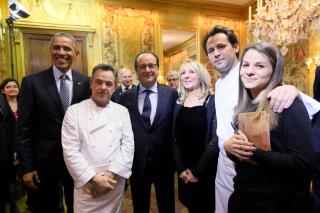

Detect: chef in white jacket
62,64,134,213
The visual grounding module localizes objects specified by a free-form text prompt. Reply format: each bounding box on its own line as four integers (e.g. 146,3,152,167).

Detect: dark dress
0,95,16,212
173,95,218,213
228,99,314,213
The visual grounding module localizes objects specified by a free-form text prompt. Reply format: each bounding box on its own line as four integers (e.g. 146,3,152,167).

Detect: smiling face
120,68,133,88
90,69,116,107
240,49,273,99
50,36,79,73
1,81,19,98
206,33,239,77
180,66,201,92
135,53,159,88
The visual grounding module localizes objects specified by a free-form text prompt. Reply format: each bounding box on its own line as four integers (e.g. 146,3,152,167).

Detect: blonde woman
172,61,219,213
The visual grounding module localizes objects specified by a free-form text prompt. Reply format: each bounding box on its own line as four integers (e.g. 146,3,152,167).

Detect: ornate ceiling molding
107,0,247,19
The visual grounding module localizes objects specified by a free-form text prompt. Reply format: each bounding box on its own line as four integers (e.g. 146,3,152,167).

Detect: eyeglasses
137,63,157,70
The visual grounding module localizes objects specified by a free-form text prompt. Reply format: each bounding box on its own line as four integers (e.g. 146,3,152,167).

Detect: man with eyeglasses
166,70,179,90
119,51,178,213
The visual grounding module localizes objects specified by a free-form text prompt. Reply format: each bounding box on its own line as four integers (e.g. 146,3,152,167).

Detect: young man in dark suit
119,51,178,213
111,68,136,103
17,32,91,213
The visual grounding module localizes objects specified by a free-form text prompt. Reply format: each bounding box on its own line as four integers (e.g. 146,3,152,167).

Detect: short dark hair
0,78,20,91
91,64,118,80
134,51,159,70
50,32,78,50
202,25,239,57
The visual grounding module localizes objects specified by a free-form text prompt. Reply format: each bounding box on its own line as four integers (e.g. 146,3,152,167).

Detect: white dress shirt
138,83,158,125
53,65,73,105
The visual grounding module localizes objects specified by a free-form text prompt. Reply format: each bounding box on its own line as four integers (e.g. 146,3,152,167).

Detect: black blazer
17,67,91,174
118,83,178,176
111,84,136,103
172,94,219,180
313,66,320,102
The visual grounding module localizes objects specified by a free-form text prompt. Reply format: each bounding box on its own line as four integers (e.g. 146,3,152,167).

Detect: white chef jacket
215,63,239,213
62,98,134,213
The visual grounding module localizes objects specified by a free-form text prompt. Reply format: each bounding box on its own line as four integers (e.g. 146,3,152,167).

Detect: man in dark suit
314,66,320,102
17,32,91,213
313,65,320,212
111,68,136,102
119,51,177,213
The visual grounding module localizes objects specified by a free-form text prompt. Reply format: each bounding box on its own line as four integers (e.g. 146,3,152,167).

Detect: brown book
238,111,271,151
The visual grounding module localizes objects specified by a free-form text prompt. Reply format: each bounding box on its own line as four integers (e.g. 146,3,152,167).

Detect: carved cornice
12,21,96,32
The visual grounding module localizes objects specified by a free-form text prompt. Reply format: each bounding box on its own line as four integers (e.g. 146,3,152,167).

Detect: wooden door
23,31,88,75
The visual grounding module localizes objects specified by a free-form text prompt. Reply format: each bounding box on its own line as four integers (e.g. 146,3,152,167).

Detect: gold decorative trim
12,21,96,32
102,4,155,69
107,0,246,19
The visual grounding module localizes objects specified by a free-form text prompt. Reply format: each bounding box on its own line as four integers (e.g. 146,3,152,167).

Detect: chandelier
247,0,320,55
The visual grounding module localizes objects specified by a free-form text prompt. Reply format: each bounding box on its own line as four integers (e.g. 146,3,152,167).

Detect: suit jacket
111,84,136,103
313,66,320,102
172,94,219,180
17,67,91,174
118,83,178,176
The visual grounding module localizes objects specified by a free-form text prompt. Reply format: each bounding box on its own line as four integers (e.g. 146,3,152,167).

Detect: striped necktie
59,74,70,112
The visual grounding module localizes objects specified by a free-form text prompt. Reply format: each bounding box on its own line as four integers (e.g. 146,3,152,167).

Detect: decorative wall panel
0,7,7,81
283,40,309,93
18,0,92,27
102,5,155,71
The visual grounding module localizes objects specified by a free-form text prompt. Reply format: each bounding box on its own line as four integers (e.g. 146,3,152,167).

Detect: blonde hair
234,42,284,129
178,61,211,103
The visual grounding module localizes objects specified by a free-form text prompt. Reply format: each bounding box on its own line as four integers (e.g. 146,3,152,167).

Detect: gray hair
166,70,179,80
49,32,77,50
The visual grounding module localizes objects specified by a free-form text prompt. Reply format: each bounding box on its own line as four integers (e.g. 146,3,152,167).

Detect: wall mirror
161,28,197,76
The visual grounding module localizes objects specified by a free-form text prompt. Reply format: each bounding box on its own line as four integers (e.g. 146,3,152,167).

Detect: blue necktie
142,90,152,127
59,74,70,112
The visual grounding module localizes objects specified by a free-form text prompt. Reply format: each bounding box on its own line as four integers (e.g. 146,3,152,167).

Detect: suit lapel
71,71,83,105
151,83,165,127
44,68,65,114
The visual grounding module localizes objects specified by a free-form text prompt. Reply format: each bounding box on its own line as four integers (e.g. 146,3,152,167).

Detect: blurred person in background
111,68,136,103
0,78,20,213
166,70,179,90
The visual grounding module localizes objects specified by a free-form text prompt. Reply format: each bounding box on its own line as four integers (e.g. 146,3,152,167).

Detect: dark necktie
142,89,152,127
59,74,70,112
